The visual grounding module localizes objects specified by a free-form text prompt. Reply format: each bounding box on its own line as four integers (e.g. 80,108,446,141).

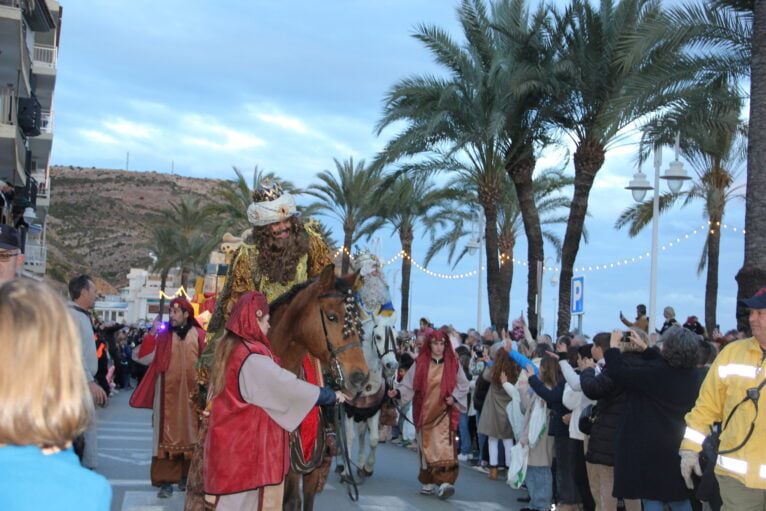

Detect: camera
473,344,485,357
622,331,632,343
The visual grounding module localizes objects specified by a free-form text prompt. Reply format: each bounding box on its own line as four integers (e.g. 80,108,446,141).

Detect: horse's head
300,265,369,394
368,316,399,379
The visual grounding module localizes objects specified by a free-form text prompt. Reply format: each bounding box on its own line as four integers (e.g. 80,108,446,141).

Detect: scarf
171,321,192,339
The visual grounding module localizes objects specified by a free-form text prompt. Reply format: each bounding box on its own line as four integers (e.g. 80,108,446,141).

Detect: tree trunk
705,214,722,337
481,189,505,331
158,271,168,319
399,227,414,331
181,266,191,292
557,137,605,336
506,152,543,337
736,0,766,334
497,233,516,333
341,226,353,275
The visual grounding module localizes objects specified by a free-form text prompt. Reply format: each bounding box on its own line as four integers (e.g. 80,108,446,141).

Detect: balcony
0,87,25,185
23,240,46,274
40,109,52,133
32,44,55,69
0,0,21,7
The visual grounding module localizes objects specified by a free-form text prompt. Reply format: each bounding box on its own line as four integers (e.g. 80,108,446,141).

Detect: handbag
507,443,529,489
578,403,598,435
527,397,548,448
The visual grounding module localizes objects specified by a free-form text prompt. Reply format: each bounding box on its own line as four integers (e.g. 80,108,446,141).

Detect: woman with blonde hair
0,279,111,510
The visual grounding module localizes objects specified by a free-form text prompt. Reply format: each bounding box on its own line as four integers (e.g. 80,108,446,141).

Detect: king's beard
359,273,388,310
252,218,309,285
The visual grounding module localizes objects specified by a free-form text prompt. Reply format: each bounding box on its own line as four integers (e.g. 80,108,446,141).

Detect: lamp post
466,211,485,333
625,134,690,333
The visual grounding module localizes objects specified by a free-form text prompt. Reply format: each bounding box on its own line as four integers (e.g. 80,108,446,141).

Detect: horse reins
317,289,363,502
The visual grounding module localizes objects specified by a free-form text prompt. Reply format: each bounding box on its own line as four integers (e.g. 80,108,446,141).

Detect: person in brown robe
389,329,469,500
131,298,206,499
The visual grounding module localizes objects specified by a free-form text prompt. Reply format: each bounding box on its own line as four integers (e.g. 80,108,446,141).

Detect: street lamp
466,211,484,333
625,134,690,333
550,271,559,336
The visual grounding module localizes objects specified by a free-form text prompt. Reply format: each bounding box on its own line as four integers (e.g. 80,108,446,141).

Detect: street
96,389,528,511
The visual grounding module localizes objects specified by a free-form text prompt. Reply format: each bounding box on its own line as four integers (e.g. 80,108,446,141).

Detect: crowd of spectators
384,308,752,511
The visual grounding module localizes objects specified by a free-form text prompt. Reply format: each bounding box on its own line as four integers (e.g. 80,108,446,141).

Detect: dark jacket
528,375,570,437
604,347,698,502
580,351,644,466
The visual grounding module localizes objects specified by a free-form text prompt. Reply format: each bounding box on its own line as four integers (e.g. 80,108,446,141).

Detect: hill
47,166,224,287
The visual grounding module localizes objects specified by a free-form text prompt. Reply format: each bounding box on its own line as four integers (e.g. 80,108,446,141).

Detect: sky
50,0,747,336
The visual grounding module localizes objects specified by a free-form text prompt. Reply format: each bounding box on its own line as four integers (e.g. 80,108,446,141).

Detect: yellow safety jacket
682,337,766,489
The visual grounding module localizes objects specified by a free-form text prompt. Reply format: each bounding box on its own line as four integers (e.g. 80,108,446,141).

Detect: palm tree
358,173,454,330
492,0,561,335
205,166,299,235
161,197,221,289
615,84,746,335
549,0,697,335
375,0,524,329
304,157,382,274
424,168,571,330
145,224,177,317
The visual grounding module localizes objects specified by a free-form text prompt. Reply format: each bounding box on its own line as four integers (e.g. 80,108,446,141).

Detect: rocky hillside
47,166,224,287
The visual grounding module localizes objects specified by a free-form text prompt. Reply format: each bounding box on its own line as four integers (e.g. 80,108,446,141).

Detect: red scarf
412,330,459,430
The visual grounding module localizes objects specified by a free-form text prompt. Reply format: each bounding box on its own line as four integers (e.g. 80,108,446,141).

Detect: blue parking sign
571,276,584,315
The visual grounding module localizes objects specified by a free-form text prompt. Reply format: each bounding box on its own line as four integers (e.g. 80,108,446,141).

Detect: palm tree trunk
507,153,543,337
481,199,506,331
705,215,722,336
497,233,515,333
557,138,605,336
158,270,168,319
341,227,353,275
736,0,766,334
399,227,414,331
181,266,191,291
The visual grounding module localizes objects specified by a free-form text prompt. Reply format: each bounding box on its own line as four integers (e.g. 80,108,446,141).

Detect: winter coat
580,351,644,466
604,347,698,502
477,368,514,439
528,375,570,437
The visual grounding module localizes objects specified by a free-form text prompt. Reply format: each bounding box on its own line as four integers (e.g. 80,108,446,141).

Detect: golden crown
252,180,284,203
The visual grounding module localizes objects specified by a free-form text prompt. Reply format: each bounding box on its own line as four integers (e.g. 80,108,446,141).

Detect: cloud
79,129,117,144
181,114,266,151
103,118,155,139
254,113,309,134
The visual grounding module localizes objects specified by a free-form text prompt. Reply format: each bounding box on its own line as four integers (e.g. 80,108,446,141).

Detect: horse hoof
357,468,373,478
335,464,345,474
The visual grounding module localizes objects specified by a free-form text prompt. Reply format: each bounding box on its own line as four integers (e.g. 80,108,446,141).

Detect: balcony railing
23,241,47,273
40,110,52,134
0,87,17,126
33,44,57,69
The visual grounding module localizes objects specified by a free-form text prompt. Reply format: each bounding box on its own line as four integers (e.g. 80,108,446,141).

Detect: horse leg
364,411,381,475
283,471,302,511
301,469,323,511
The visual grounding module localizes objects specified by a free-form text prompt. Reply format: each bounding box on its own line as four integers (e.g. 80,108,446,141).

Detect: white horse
340,313,398,479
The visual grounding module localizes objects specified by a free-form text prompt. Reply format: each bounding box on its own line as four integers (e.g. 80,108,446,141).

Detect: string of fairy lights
331,221,745,280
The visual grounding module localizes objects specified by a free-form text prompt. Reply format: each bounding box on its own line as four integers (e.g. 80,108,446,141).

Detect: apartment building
0,0,62,274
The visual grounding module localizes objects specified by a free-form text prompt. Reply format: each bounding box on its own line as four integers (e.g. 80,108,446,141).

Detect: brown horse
268,264,369,511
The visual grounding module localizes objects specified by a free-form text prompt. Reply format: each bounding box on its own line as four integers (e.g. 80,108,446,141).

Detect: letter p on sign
571,276,584,315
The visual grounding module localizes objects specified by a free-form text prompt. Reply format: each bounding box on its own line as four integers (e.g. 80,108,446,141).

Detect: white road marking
121,490,184,510
98,435,152,441
100,452,151,465
109,479,152,486
99,426,153,433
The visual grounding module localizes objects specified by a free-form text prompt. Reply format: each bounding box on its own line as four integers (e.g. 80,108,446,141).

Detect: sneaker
437,483,455,500
157,482,173,498
472,465,489,474
457,453,470,461
420,484,436,495
391,437,402,444
177,476,187,491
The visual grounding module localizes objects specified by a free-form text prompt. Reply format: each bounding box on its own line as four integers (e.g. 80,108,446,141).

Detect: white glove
680,449,702,489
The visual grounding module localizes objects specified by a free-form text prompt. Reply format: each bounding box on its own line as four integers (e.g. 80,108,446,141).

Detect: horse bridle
372,319,396,362
318,289,363,390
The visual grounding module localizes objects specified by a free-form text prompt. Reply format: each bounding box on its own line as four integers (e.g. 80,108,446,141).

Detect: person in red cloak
388,329,469,500
130,297,206,499
203,291,348,511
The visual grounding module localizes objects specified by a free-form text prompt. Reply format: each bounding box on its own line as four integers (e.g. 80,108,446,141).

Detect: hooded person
203,291,347,511
130,297,207,499
389,329,469,500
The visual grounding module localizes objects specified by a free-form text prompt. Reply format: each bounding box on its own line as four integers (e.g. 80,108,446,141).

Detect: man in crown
353,251,395,324
206,180,333,334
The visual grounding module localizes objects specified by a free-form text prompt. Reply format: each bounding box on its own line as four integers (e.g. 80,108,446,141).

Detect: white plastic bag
506,443,529,489
504,383,524,439
527,397,548,449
